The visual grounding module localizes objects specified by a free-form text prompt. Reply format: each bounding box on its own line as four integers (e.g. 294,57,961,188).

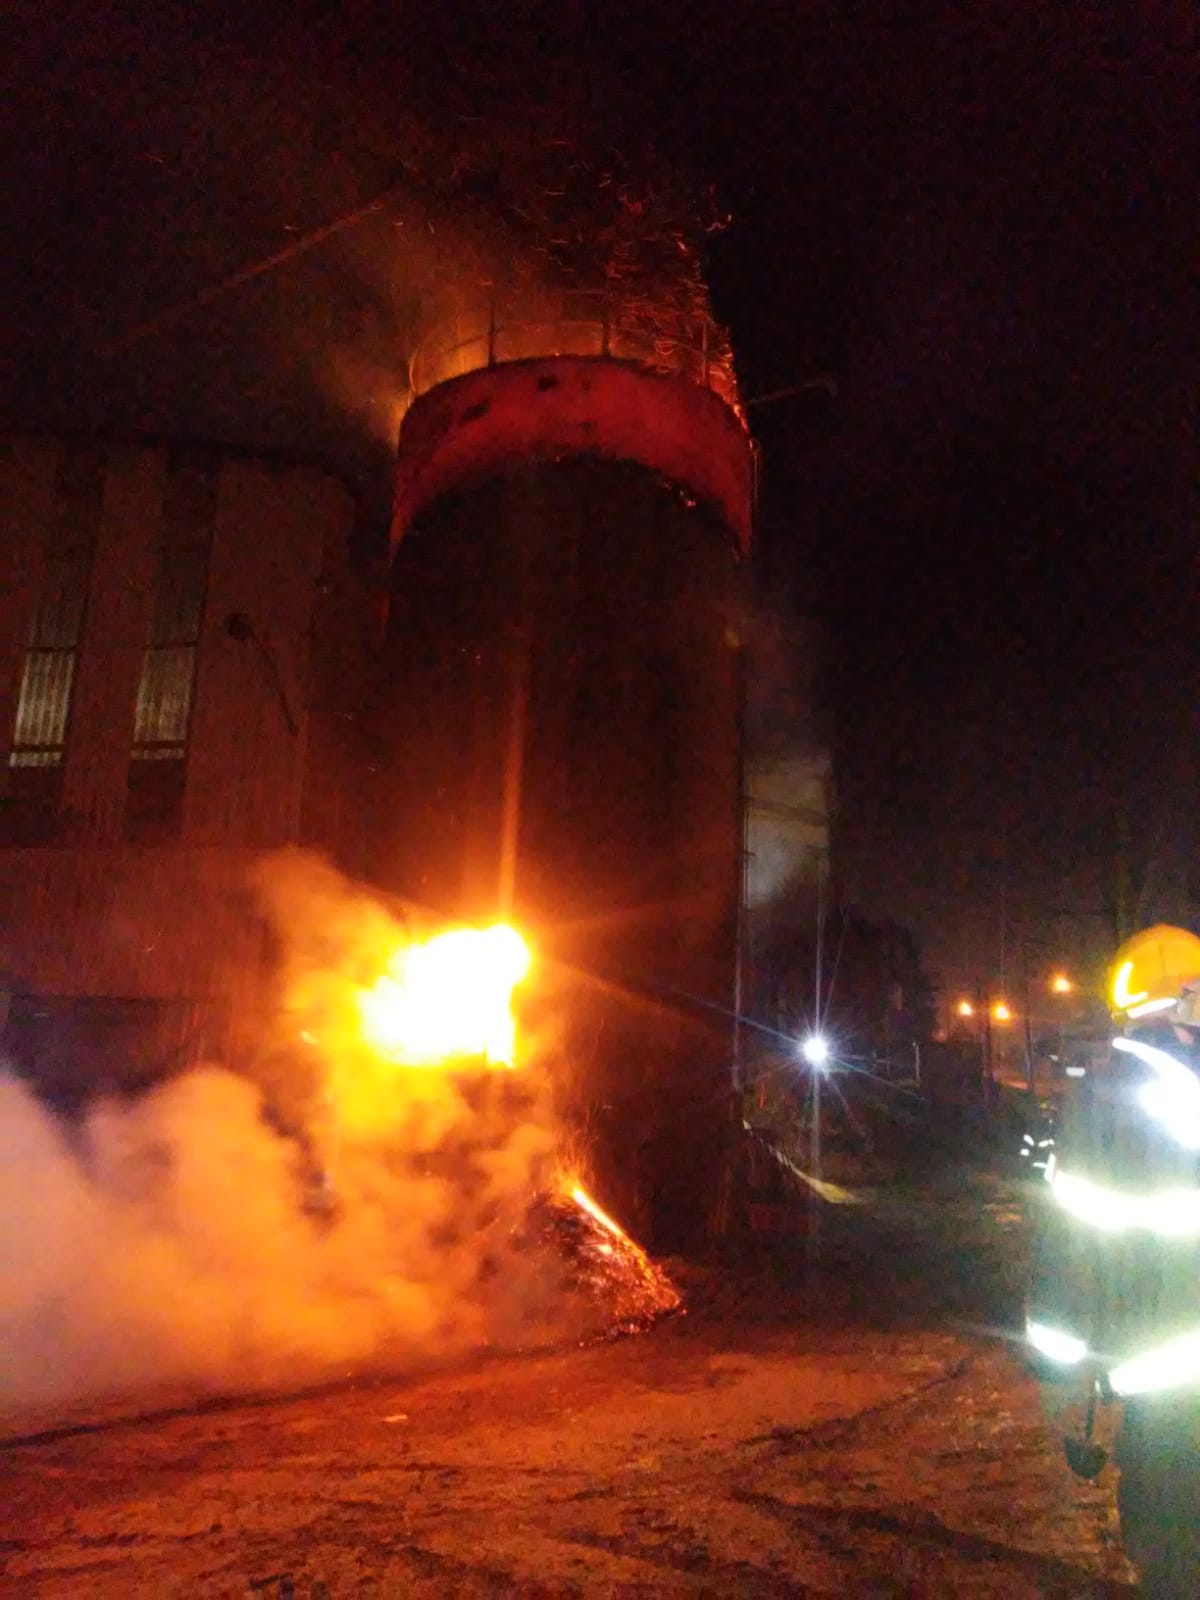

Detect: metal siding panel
0,438,62,772
62,447,162,839
297,481,370,866
1,449,358,1081
185,461,325,846
0,844,266,1006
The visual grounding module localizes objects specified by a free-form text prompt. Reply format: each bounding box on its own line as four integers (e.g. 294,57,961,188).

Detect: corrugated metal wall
0,437,62,772
0,437,362,1068
62,445,160,838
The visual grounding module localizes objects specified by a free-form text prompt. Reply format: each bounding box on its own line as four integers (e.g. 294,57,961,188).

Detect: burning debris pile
0,852,678,1431
491,141,738,404
406,114,741,414
519,1185,682,1343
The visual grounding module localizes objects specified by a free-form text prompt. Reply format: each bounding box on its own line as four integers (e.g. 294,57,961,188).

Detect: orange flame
357,923,531,1068
570,1184,631,1243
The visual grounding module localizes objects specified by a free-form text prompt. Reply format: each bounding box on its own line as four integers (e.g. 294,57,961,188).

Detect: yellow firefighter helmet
1109,924,1200,1021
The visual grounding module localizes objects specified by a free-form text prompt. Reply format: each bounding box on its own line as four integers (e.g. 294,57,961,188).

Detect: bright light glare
1114,1035,1200,1150
1026,1319,1088,1367
1139,1080,1200,1150
1110,1328,1200,1397
1051,1167,1200,1237
800,1034,830,1067
992,1001,1013,1023
1127,996,1178,1019
358,923,531,1066
956,998,975,1018
1051,974,1073,995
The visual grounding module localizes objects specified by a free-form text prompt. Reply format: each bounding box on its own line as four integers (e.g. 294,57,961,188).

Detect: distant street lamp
959,984,1018,1097
1051,973,1073,995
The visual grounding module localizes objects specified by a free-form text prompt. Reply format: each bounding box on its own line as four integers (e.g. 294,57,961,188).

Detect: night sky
6,3,1196,999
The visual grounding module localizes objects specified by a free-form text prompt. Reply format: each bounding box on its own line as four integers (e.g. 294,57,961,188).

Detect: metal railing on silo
406,292,739,415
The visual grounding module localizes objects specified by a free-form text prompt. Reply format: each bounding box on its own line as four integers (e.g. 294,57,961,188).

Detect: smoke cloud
0,853,573,1436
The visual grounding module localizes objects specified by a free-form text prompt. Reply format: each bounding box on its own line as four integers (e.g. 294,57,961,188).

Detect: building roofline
1,427,361,508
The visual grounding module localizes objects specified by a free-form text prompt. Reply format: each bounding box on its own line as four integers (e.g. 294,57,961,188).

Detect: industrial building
0,289,830,1241
0,434,371,1101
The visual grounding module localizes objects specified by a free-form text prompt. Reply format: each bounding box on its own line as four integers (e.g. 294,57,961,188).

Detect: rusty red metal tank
382,320,752,1245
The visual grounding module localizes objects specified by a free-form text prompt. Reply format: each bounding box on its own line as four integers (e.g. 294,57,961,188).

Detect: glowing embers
358,924,531,1068
519,1181,682,1339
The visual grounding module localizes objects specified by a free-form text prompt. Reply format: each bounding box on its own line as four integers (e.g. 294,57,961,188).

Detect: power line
100,180,409,356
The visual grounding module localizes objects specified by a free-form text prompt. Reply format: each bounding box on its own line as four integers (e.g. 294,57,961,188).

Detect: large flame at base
255,855,680,1347
0,854,680,1432
358,924,531,1068
275,889,536,1140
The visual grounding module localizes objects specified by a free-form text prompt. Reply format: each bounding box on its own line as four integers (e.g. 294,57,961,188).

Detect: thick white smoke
0,854,566,1435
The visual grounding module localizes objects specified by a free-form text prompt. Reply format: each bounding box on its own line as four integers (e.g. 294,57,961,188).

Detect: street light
956,998,975,1018
800,1033,830,1068
992,1000,1013,1024
1051,973,1073,995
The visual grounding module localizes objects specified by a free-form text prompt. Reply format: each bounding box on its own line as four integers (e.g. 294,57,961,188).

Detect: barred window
10,651,77,766
8,448,104,770
131,643,197,756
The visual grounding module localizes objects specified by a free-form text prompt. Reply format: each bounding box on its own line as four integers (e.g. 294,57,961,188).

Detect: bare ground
0,1167,1136,1597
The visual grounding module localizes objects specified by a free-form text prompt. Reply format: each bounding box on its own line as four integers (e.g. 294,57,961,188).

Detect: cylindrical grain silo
382,323,752,1246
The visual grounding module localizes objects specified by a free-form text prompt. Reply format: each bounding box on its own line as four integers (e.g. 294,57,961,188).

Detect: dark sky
6,2,1196,997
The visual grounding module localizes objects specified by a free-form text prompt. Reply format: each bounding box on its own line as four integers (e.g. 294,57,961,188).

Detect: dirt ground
1,1168,1137,1598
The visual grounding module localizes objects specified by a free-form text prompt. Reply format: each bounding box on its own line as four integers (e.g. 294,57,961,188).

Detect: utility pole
976,978,994,1103
731,636,750,1107
1021,939,1035,1096
714,635,750,1243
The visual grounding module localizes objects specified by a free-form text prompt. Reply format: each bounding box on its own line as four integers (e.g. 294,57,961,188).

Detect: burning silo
379,283,752,1246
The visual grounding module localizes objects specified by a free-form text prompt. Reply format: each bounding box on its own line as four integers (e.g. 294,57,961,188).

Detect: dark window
8,448,103,769
125,452,216,841
3,448,104,844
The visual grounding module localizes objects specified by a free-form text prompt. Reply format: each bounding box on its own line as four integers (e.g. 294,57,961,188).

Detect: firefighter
1025,925,1200,1597
1170,976,1200,1049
